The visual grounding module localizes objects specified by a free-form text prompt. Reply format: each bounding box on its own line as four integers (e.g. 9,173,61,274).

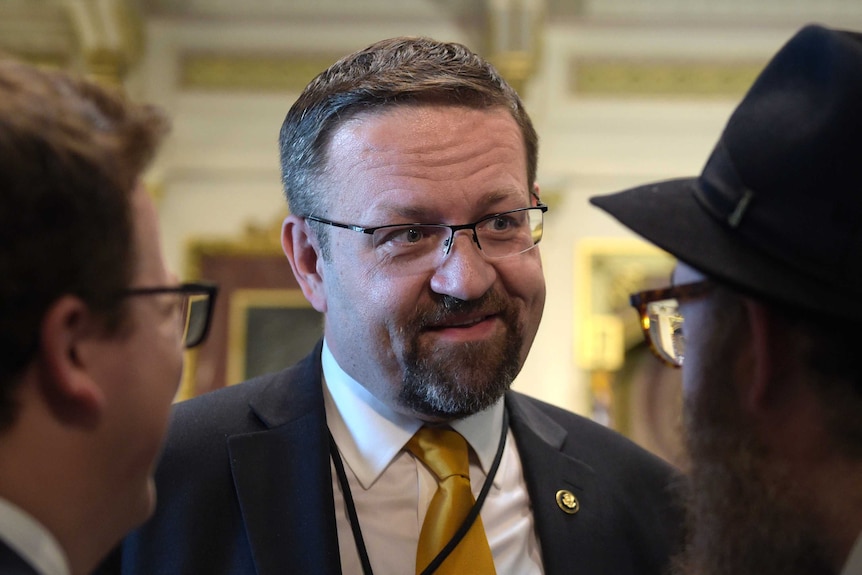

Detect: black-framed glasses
120,282,218,349
629,280,713,368
305,202,548,273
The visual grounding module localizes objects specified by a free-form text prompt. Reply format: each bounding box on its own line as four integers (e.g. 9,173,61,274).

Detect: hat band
694,139,756,230
694,137,862,296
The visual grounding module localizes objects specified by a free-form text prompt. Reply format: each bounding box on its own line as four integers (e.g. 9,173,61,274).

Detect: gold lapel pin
555,489,580,514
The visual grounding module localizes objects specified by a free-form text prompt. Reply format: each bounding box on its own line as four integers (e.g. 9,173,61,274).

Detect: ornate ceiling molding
0,1,75,67
486,0,546,95
179,53,341,92
63,0,144,84
570,59,765,97
0,0,142,85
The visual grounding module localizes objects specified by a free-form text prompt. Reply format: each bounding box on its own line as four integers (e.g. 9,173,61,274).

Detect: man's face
674,262,834,575
93,184,185,531
313,104,545,422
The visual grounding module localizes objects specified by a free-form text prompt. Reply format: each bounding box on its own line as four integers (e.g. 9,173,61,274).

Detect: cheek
133,320,184,433
329,255,422,325
132,344,182,481
98,311,183,490
144,317,183,392
680,334,709,400
530,273,547,313
681,369,701,401
500,256,545,310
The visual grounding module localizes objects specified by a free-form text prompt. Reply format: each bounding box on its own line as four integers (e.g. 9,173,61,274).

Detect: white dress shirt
842,531,862,575
0,497,70,575
322,340,544,574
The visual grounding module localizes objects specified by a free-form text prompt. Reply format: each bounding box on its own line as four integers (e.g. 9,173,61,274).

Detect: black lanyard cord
328,408,509,575
329,432,375,575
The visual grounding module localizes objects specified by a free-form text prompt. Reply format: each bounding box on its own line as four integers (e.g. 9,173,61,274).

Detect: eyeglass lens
180,293,212,349
645,299,686,366
370,207,544,272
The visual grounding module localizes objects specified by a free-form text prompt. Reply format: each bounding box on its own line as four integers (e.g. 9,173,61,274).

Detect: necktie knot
407,427,470,482
406,426,496,574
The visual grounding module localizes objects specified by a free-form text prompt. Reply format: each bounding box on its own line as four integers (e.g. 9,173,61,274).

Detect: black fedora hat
590,24,862,319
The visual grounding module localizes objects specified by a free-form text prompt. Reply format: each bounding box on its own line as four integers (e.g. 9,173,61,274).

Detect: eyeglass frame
629,280,713,368
303,196,548,260
118,282,218,349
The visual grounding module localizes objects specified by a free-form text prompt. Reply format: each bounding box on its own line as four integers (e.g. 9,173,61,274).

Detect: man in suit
591,25,862,575
0,60,217,574
106,37,682,575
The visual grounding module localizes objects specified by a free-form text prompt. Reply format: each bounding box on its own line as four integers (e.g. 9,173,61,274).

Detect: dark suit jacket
100,341,683,575
0,539,40,575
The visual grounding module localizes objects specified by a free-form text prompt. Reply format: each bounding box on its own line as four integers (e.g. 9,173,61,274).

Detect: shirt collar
0,497,70,575
322,339,505,490
841,530,862,575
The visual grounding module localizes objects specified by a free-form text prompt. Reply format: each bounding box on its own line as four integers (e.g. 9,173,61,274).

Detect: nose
430,231,496,301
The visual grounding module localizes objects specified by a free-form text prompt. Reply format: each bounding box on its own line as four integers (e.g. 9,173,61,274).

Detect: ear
740,297,789,415
38,296,107,426
282,214,327,313
531,183,541,205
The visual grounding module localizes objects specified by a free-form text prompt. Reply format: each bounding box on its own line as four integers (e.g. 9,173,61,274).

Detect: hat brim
589,178,861,319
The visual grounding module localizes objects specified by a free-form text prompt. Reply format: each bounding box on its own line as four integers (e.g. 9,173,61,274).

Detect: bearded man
591,23,862,575
101,36,682,575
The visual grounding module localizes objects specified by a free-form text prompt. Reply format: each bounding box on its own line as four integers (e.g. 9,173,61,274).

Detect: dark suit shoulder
171,373,273,433
0,539,39,575
506,390,684,575
169,342,324,442
506,390,677,477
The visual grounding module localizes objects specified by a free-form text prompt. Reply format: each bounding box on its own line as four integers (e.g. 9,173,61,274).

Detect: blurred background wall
3,0,860,463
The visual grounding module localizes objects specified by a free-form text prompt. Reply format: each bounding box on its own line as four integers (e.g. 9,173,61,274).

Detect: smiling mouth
427,314,495,330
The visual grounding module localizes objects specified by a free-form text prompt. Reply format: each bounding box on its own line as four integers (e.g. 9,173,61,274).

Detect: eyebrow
376,189,531,222
481,188,532,208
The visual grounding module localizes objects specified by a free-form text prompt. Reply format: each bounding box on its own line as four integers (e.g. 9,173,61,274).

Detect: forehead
322,104,529,219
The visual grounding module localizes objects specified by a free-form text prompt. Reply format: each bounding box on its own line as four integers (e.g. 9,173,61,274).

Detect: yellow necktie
407,427,496,575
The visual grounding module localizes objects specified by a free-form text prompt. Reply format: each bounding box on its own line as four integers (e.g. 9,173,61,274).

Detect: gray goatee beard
397,292,523,420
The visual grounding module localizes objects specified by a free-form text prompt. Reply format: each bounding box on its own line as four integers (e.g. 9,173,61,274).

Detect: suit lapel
227,341,342,575
0,539,40,575
506,393,604,575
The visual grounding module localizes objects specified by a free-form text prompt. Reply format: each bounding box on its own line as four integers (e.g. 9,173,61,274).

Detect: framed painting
574,237,684,466
227,288,323,385
178,216,322,400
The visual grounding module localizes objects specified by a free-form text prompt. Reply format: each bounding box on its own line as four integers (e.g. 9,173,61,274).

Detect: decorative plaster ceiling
3,0,862,92
0,1,76,66
0,0,143,82
137,0,485,22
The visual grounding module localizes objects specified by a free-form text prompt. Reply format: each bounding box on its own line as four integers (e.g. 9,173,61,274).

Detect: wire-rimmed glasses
629,280,713,367
305,202,548,272
120,282,218,349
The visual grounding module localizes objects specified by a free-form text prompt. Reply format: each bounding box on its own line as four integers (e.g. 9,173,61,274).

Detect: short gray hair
278,36,538,257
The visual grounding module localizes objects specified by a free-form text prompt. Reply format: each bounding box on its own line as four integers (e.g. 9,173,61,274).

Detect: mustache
414,292,509,327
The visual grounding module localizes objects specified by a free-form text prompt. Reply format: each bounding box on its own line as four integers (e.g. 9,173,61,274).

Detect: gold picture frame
177,215,321,401
574,237,684,466
226,288,322,385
